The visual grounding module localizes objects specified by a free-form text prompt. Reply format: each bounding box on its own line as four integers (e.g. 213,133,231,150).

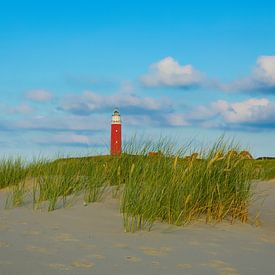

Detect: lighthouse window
115,130,118,132
116,141,118,143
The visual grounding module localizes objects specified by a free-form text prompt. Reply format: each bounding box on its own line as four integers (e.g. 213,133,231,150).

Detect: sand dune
0,181,274,275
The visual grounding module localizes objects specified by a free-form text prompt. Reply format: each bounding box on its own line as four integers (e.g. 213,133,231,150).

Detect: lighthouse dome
113,108,120,115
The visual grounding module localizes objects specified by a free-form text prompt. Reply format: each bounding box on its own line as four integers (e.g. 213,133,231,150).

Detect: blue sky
1,0,275,158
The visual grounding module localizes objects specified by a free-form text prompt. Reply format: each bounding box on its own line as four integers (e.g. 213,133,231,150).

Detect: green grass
0,157,27,189
120,140,258,231
0,137,274,232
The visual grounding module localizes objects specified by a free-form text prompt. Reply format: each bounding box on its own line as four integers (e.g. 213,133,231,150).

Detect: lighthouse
110,108,122,155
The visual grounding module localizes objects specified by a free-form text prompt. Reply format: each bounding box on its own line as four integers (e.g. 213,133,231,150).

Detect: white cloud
219,98,273,124
189,98,275,129
140,57,205,88
221,56,275,92
25,90,53,102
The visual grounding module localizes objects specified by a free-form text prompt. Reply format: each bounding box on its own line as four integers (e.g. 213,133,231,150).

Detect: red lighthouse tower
110,108,122,155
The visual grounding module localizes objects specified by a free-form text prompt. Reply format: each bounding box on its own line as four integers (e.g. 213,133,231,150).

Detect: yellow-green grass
0,138,274,232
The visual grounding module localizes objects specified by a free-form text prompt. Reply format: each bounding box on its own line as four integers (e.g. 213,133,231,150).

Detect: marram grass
120,139,257,232
0,137,268,232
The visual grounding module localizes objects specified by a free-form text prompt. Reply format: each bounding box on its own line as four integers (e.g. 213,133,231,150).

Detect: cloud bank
58,91,173,115
140,55,275,93
187,97,275,130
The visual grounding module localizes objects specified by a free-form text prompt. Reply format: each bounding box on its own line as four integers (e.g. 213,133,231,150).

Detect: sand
0,181,275,275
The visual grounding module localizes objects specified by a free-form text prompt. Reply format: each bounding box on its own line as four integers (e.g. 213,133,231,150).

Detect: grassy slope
1,155,275,191
0,152,275,232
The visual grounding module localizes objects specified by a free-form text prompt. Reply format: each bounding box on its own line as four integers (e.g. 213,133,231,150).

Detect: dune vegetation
0,137,273,232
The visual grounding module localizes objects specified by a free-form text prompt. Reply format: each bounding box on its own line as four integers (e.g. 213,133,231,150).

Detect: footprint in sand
125,256,141,263
48,263,70,271
25,245,49,254
0,241,10,248
23,230,41,236
177,263,192,269
88,254,106,260
54,233,79,242
201,259,226,268
201,260,239,275
207,242,221,247
71,260,95,268
188,240,201,246
139,246,171,256
113,243,129,249
17,221,28,225
78,243,97,250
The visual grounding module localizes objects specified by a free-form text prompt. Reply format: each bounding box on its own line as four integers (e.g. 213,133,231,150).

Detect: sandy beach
0,181,274,275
